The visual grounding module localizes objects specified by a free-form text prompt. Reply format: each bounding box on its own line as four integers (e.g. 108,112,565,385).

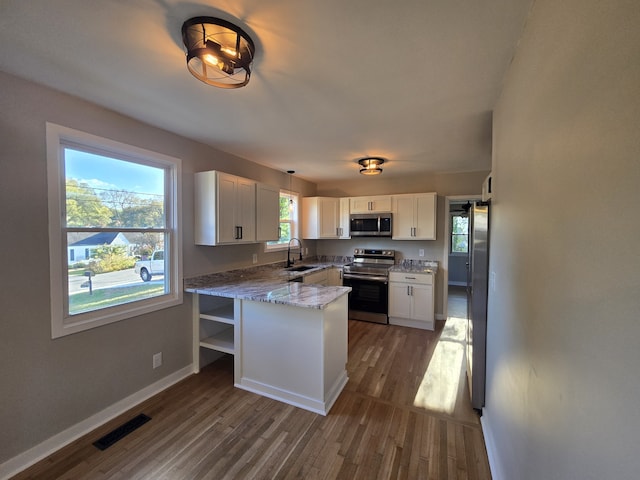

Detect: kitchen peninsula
184,263,351,415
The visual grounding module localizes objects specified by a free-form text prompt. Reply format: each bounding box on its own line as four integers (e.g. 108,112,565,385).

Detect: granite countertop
389,260,439,275
184,260,351,309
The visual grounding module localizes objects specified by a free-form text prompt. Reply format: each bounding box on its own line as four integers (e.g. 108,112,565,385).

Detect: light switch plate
153,352,162,369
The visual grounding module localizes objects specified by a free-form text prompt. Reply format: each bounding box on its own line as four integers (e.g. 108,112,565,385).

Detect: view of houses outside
64,148,167,315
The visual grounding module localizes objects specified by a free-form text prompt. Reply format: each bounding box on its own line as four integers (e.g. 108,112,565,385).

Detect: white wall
484,1,640,479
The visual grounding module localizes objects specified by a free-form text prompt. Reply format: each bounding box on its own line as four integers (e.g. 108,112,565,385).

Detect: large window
450,213,469,254
265,191,298,250
47,123,182,338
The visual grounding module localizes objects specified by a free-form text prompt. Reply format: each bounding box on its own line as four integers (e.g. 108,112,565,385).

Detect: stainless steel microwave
349,213,392,237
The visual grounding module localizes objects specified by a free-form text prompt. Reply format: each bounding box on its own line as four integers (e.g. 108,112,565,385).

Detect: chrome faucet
287,238,303,267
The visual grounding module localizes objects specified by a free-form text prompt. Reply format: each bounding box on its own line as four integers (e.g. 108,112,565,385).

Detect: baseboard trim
0,365,193,480
480,409,504,480
236,371,348,416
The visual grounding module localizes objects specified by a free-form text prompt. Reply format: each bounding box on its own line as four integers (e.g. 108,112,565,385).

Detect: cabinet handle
240,226,243,239
405,276,416,280
407,286,411,296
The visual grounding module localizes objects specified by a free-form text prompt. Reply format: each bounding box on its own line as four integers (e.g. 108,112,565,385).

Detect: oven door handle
343,273,388,283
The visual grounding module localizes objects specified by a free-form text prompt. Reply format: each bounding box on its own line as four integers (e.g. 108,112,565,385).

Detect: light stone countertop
389,260,439,275
184,261,351,309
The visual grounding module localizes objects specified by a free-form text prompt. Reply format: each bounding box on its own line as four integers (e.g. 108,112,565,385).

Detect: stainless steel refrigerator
466,201,490,411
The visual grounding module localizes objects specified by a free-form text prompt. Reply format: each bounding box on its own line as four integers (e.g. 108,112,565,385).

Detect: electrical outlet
305,247,308,255
419,249,425,257
152,352,162,369
252,253,258,264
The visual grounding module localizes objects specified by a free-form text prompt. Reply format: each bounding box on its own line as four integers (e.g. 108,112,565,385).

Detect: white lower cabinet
193,294,240,382
303,269,328,286
388,271,434,330
190,292,349,415
327,267,343,286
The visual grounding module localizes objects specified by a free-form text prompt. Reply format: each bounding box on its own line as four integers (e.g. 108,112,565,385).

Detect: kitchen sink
286,265,317,272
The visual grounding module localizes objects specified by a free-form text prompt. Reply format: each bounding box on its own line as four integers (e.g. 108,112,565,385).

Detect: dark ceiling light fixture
181,16,255,89
358,157,385,175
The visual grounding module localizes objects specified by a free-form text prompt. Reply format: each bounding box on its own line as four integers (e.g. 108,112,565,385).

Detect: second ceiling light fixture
358,157,385,175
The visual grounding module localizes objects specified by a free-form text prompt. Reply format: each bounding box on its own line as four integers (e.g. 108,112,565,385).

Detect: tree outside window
451,214,469,254
266,191,298,250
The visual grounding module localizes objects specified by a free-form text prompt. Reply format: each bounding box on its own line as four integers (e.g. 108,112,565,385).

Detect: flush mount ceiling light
358,157,385,175
181,16,255,88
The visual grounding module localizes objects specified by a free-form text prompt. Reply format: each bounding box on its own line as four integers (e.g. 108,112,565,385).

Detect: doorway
442,195,480,320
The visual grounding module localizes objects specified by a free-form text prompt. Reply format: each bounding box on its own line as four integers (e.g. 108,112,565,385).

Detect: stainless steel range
343,248,395,324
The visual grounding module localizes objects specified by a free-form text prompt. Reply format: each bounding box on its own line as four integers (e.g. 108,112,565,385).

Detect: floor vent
93,414,151,450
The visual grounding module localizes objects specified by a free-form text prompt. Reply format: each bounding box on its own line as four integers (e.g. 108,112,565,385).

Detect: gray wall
317,171,488,317
0,71,316,464
447,254,468,285
484,1,640,479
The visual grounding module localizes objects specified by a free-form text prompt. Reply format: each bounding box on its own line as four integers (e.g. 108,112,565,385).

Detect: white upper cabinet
392,193,437,240
302,197,340,239
338,197,351,239
195,171,259,245
256,183,280,242
350,195,392,213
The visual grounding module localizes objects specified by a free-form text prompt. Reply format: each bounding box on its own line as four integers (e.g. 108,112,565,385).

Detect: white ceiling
0,0,532,182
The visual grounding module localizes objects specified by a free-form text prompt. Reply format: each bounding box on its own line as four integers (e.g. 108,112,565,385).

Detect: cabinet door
370,196,392,212
392,195,415,239
236,177,256,242
256,183,280,242
338,197,351,239
389,283,412,318
392,193,437,240
318,197,339,238
327,267,343,286
351,196,392,213
303,269,328,285
216,173,239,244
411,283,434,324
350,197,371,214
414,193,436,240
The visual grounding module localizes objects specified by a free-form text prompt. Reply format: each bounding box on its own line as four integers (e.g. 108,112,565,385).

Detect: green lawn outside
69,283,165,314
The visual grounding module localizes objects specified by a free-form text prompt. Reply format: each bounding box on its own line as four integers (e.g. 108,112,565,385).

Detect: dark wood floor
13,300,490,479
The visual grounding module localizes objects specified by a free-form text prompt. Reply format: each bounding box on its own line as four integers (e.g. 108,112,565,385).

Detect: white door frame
442,194,481,320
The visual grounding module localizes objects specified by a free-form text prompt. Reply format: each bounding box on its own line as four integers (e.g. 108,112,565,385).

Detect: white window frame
46,123,182,338
264,190,299,252
450,212,469,256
